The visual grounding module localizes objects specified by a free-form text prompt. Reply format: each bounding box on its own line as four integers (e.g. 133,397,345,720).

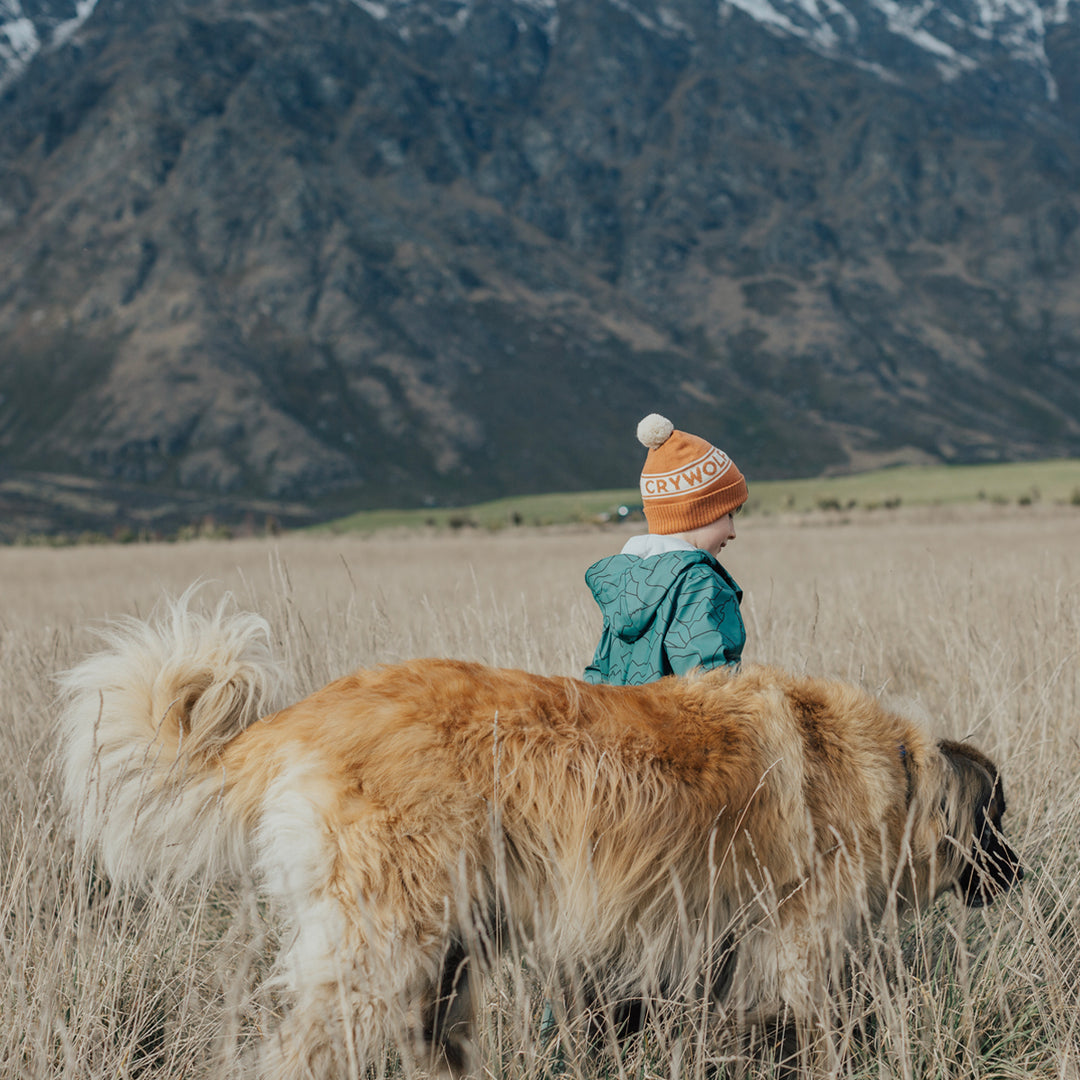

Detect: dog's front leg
737,1006,805,1080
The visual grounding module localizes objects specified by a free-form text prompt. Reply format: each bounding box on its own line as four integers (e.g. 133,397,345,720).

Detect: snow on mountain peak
721,0,1066,96
0,0,99,90
344,0,1071,100
1,3,41,86
1,0,1074,101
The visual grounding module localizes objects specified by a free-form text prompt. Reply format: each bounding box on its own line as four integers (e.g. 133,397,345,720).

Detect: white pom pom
637,414,674,450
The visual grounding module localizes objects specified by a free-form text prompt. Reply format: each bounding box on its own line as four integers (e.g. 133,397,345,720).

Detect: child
584,414,747,685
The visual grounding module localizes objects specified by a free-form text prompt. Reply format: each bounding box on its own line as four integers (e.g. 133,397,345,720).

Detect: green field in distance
314,458,1080,534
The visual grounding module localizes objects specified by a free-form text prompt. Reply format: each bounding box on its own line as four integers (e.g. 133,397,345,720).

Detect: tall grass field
2,502,1078,1078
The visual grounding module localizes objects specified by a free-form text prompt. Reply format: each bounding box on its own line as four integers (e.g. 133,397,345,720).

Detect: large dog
59,593,1022,1077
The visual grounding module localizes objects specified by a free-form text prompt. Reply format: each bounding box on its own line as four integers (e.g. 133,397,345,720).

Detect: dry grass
2,503,1078,1078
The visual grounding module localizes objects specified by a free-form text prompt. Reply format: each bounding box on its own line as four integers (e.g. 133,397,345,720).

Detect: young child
584,414,747,685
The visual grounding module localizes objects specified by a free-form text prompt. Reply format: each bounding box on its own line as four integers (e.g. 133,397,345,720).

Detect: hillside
2,0,1080,536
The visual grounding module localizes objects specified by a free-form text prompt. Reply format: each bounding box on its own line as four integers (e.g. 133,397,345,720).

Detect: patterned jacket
583,534,744,685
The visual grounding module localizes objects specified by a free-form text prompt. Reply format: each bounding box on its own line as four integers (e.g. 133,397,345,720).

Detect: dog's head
938,740,1024,907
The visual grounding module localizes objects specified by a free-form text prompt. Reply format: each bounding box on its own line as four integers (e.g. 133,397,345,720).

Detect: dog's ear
938,741,1024,907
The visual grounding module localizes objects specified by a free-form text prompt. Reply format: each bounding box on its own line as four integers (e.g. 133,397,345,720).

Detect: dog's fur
58,593,1022,1077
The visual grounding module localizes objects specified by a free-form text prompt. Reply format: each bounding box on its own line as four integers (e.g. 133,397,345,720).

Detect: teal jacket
583,537,744,685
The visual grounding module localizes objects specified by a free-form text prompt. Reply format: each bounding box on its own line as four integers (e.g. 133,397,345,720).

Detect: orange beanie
636,414,748,534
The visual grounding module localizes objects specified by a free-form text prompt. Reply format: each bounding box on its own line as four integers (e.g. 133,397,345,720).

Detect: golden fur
59,593,1021,1077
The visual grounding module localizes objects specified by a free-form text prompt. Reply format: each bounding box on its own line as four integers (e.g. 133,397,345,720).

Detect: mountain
2,0,1079,537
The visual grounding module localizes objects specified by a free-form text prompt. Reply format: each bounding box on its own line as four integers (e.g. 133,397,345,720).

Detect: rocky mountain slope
2,0,1079,536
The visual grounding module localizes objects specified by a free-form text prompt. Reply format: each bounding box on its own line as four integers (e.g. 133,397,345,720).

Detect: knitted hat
636,414,748,534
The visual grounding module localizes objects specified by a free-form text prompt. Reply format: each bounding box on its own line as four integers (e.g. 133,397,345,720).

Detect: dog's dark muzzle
958,832,1025,908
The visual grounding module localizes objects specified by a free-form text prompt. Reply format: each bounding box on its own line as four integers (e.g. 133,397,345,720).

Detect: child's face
695,511,737,558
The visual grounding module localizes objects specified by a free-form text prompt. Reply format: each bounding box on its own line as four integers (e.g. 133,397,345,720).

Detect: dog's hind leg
259,955,467,1079
419,938,474,1077
258,905,480,1080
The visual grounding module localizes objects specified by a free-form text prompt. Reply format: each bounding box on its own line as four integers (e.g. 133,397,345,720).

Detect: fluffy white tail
58,588,285,886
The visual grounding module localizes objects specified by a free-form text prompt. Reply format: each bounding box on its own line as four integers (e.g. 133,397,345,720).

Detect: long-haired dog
59,593,1023,1077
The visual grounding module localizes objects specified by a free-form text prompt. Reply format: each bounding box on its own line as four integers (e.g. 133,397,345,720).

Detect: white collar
620,533,696,559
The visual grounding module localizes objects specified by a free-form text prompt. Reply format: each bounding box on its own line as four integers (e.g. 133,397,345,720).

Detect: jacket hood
585,546,719,644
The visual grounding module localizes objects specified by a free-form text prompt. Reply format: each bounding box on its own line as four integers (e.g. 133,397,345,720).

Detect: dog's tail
58,587,285,887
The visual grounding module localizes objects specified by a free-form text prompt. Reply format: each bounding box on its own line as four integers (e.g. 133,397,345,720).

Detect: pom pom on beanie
637,414,674,450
